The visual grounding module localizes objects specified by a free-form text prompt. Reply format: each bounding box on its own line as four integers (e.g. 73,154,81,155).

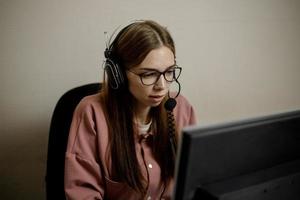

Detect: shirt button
148,164,153,169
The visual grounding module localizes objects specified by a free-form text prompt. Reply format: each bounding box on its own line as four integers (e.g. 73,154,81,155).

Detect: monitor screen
173,110,300,200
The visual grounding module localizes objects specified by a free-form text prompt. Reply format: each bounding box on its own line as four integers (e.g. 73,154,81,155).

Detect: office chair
45,83,101,200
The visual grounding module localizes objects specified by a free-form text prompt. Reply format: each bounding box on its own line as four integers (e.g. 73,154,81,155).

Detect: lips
149,95,164,98
149,95,165,103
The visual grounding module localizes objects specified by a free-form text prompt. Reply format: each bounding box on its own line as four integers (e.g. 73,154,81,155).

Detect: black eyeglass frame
127,65,182,86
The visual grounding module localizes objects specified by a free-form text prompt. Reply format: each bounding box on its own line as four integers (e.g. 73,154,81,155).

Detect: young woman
64,20,196,200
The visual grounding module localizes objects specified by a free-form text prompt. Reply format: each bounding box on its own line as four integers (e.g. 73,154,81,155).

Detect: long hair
99,20,177,195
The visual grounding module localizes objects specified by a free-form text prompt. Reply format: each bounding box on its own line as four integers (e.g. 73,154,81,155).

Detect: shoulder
72,93,106,125
75,93,102,114
173,94,193,114
173,94,197,130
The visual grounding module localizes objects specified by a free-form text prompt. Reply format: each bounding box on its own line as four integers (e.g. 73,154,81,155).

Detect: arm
64,100,105,200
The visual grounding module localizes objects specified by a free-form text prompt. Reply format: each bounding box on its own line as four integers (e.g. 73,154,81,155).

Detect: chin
150,101,162,107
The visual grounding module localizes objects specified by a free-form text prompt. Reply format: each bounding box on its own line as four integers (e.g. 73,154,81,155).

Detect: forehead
134,46,175,71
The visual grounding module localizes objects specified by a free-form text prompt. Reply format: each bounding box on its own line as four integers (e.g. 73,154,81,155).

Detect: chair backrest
45,83,101,200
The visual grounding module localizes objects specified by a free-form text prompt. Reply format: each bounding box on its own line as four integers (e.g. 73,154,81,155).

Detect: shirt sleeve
188,102,197,125
64,100,105,200
173,94,198,132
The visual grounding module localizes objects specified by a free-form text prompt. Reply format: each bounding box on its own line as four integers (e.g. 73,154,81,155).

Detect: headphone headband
105,20,145,57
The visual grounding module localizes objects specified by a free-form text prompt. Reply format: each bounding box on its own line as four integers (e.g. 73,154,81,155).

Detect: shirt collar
135,120,153,140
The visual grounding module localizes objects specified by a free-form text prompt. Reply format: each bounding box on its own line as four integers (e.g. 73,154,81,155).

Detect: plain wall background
1,0,300,199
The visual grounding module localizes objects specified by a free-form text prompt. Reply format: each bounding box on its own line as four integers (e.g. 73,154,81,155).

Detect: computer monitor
173,110,300,200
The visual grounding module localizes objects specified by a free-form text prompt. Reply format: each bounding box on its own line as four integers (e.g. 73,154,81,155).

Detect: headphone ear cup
104,58,124,89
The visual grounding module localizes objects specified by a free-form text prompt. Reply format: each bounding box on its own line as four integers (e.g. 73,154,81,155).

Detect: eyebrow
138,64,176,72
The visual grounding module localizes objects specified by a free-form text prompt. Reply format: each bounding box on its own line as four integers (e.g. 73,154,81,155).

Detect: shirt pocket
104,176,138,200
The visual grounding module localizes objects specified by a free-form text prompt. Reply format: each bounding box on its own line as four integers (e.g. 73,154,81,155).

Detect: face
126,46,175,111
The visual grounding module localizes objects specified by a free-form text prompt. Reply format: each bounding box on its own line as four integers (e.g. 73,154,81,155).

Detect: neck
134,105,151,125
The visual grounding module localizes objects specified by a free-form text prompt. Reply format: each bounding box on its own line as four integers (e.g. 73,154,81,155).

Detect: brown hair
100,20,177,195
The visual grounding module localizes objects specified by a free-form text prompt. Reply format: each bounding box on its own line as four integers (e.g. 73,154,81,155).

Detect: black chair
46,83,101,200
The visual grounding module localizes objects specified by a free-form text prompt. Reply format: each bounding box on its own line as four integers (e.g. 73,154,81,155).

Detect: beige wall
1,0,300,199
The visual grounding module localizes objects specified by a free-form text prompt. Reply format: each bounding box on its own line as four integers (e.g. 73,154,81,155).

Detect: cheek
128,82,150,98
127,76,138,93
128,79,144,94
166,82,172,89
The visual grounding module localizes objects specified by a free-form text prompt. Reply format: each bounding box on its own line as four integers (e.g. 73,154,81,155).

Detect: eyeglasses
128,65,182,86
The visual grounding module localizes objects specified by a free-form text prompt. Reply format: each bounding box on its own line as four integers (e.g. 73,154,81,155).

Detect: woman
64,20,196,200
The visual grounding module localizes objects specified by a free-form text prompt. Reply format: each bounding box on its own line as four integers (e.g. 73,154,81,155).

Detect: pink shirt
65,93,197,200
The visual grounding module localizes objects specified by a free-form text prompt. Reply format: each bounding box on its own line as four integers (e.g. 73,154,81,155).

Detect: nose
154,74,166,89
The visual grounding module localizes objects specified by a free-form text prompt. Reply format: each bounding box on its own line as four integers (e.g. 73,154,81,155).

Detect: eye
165,68,175,75
165,68,175,78
141,72,158,78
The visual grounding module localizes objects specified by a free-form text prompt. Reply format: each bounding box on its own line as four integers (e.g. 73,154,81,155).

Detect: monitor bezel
173,109,300,200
